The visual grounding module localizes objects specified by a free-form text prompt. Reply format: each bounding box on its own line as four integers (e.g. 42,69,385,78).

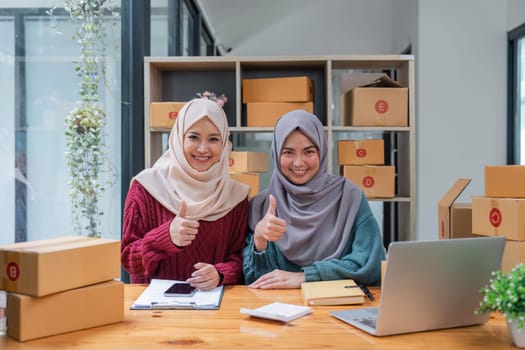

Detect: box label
489,207,502,228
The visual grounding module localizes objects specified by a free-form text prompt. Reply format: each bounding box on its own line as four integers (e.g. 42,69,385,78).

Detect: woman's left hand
248,269,305,289
186,262,221,291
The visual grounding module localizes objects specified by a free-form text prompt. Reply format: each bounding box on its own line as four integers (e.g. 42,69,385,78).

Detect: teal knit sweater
243,196,386,286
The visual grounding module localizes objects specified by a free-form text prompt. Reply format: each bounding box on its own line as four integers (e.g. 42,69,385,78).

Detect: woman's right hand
253,195,287,251
169,201,199,247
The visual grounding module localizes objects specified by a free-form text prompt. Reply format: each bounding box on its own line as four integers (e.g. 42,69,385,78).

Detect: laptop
330,236,505,336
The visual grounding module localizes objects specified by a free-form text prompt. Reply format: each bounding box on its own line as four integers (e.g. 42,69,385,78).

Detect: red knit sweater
121,180,249,285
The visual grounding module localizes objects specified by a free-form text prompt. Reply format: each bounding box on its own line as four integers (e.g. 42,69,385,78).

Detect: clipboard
130,279,224,310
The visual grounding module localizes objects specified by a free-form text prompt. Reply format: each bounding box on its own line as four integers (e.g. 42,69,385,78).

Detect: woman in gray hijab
243,109,385,289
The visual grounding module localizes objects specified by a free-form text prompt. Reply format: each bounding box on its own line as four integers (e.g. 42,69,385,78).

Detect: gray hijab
248,110,363,266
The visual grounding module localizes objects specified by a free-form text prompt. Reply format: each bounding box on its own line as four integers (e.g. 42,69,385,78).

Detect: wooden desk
0,285,515,349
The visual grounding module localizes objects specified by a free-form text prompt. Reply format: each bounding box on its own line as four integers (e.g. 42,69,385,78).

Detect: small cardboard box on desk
0,236,124,342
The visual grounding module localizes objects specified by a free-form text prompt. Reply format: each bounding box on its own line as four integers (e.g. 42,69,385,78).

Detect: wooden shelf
144,55,416,243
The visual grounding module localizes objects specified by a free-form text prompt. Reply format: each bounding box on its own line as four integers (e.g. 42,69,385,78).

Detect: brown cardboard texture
0,236,120,297
149,102,186,129
229,152,269,173
472,196,525,241
341,165,395,198
337,139,384,165
485,165,525,198
229,173,260,199
246,102,314,127
7,280,124,342
502,240,525,273
438,178,473,239
344,75,408,127
242,76,313,103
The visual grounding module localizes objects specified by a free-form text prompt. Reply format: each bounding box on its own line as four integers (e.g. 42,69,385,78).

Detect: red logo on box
356,148,367,158
489,208,502,228
6,262,20,281
375,100,389,114
229,158,234,167
169,111,178,120
362,176,375,188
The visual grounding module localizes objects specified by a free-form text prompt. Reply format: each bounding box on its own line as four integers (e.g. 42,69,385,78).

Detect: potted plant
476,263,525,347
49,0,118,237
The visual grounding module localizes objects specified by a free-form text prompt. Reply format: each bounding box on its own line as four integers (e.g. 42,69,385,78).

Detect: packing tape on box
489,199,501,236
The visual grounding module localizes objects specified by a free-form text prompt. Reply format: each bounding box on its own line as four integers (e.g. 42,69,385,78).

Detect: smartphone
163,282,197,297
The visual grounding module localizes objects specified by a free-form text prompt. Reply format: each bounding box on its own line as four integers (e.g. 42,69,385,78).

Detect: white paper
131,279,224,309
240,302,312,323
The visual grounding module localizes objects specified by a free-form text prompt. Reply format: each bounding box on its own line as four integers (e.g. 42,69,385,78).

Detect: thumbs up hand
169,201,200,247
253,195,287,251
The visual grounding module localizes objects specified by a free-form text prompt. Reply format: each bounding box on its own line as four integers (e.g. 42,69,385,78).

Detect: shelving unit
144,55,416,244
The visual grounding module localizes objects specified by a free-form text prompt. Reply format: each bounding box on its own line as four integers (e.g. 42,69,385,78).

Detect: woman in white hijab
122,98,249,290
244,109,385,289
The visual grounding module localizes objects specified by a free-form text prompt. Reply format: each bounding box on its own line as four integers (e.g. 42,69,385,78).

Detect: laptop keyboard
356,317,377,329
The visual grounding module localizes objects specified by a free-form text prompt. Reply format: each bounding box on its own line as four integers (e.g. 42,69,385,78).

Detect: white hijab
135,98,249,221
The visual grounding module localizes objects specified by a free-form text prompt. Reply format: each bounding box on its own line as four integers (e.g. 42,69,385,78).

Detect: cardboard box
341,165,395,198
472,196,525,241
502,240,525,273
230,173,260,199
437,178,477,239
345,87,408,127
229,152,269,173
7,280,124,342
485,165,525,198
242,76,313,103
150,102,186,129
246,102,314,127
337,139,384,165
0,236,120,297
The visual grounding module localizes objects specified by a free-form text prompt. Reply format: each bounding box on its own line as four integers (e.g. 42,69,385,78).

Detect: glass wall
0,17,15,245
0,5,122,244
0,1,216,246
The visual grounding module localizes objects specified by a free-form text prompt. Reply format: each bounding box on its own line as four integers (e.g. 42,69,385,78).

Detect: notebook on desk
331,236,505,336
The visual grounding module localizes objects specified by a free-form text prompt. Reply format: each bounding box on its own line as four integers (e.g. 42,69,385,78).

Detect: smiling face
183,117,223,172
279,129,320,185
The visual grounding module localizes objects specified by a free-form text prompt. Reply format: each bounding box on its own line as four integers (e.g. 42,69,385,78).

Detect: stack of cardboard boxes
472,166,525,273
338,139,394,198
337,74,408,198
229,151,269,199
243,76,314,127
0,236,123,342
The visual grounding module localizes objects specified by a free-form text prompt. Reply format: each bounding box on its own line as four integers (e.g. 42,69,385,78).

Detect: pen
356,282,375,301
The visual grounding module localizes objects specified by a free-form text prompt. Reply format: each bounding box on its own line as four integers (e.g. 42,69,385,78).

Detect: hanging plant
49,0,118,237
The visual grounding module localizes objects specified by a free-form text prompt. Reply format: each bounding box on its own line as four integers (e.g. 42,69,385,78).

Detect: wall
508,0,525,30
214,0,395,55
417,0,507,241
202,0,515,242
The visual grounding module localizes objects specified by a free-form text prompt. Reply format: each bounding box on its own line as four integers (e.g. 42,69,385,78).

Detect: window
508,23,525,164
0,5,121,245
0,0,216,247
